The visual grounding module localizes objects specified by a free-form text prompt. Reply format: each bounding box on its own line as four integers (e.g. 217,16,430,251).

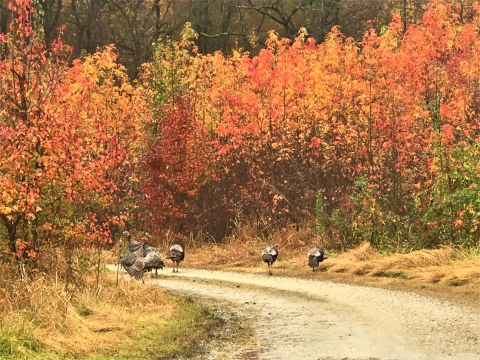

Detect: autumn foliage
2,0,480,274
0,0,145,275
142,2,480,250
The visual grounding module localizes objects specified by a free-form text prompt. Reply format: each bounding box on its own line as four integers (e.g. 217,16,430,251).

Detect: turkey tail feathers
307,247,327,270
144,251,165,270
262,253,274,263
308,255,319,267
121,254,145,279
166,244,184,262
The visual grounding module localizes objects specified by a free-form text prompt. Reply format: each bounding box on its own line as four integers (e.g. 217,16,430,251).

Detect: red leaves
309,137,321,149
141,98,213,231
0,2,145,260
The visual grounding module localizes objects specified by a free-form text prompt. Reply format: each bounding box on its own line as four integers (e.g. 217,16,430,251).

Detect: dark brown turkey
166,244,184,273
308,246,328,271
123,231,144,257
262,244,280,275
143,244,165,276
120,231,165,282
120,252,146,282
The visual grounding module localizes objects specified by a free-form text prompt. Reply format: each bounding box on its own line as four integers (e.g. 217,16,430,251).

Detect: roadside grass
0,264,219,360
184,237,480,307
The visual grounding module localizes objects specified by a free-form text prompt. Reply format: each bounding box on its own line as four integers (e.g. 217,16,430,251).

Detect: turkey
308,246,328,272
120,252,146,283
143,243,159,256
123,231,144,257
262,244,280,275
166,244,184,273
143,244,165,276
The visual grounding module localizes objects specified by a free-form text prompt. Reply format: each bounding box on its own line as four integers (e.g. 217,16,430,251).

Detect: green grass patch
0,324,66,360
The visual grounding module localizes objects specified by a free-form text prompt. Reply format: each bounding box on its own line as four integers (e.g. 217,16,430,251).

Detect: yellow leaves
272,194,283,206
295,27,309,46
120,82,134,94
0,205,13,215
265,30,281,51
2,192,14,205
25,212,36,220
180,22,198,42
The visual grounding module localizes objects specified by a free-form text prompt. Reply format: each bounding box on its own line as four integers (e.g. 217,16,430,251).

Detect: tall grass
0,324,39,359
0,250,219,359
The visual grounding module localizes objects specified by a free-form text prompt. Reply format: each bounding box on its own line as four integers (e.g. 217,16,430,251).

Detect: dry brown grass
0,270,177,358
186,239,480,308
42,278,177,356
0,255,219,360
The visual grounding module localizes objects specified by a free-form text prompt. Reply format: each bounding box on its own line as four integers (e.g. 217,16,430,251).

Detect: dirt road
143,268,480,360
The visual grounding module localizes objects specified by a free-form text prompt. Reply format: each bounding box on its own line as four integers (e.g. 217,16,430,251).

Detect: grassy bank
0,271,219,360
185,240,480,308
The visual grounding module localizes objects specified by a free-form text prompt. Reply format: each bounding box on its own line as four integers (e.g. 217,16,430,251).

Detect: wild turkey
308,246,328,272
143,244,165,276
120,252,146,283
143,244,159,256
262,244,280,275
166,244,184,273
123,231,144,257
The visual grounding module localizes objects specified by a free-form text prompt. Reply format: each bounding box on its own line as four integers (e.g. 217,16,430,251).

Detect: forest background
1,0,480,357
2,0,480,277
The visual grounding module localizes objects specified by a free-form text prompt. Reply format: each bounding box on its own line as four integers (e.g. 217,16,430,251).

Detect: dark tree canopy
1,0,474,78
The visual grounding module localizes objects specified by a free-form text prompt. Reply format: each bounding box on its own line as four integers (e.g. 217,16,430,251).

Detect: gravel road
141,268,480,360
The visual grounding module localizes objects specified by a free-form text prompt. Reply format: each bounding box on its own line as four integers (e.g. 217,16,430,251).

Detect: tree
39,0,63,47
0,1,146,277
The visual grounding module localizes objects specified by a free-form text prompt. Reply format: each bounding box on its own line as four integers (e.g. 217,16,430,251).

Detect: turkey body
262,245,279,275
166,244,184,273
308,246,328,271
124,231,144,258
121,253,145,281
143,245,165,275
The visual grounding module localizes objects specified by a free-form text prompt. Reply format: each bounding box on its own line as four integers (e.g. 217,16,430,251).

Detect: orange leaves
135,1,480,242
441,123,455,144
0,1,145,261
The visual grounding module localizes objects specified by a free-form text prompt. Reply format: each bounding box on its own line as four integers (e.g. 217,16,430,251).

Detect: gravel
142,268,480,360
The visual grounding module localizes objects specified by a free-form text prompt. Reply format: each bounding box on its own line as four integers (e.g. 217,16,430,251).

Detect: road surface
136,268,480,360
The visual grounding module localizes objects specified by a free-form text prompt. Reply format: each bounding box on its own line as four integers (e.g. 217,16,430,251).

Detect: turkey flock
262,244,328,275
120,231,184,283
120,231,328,281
